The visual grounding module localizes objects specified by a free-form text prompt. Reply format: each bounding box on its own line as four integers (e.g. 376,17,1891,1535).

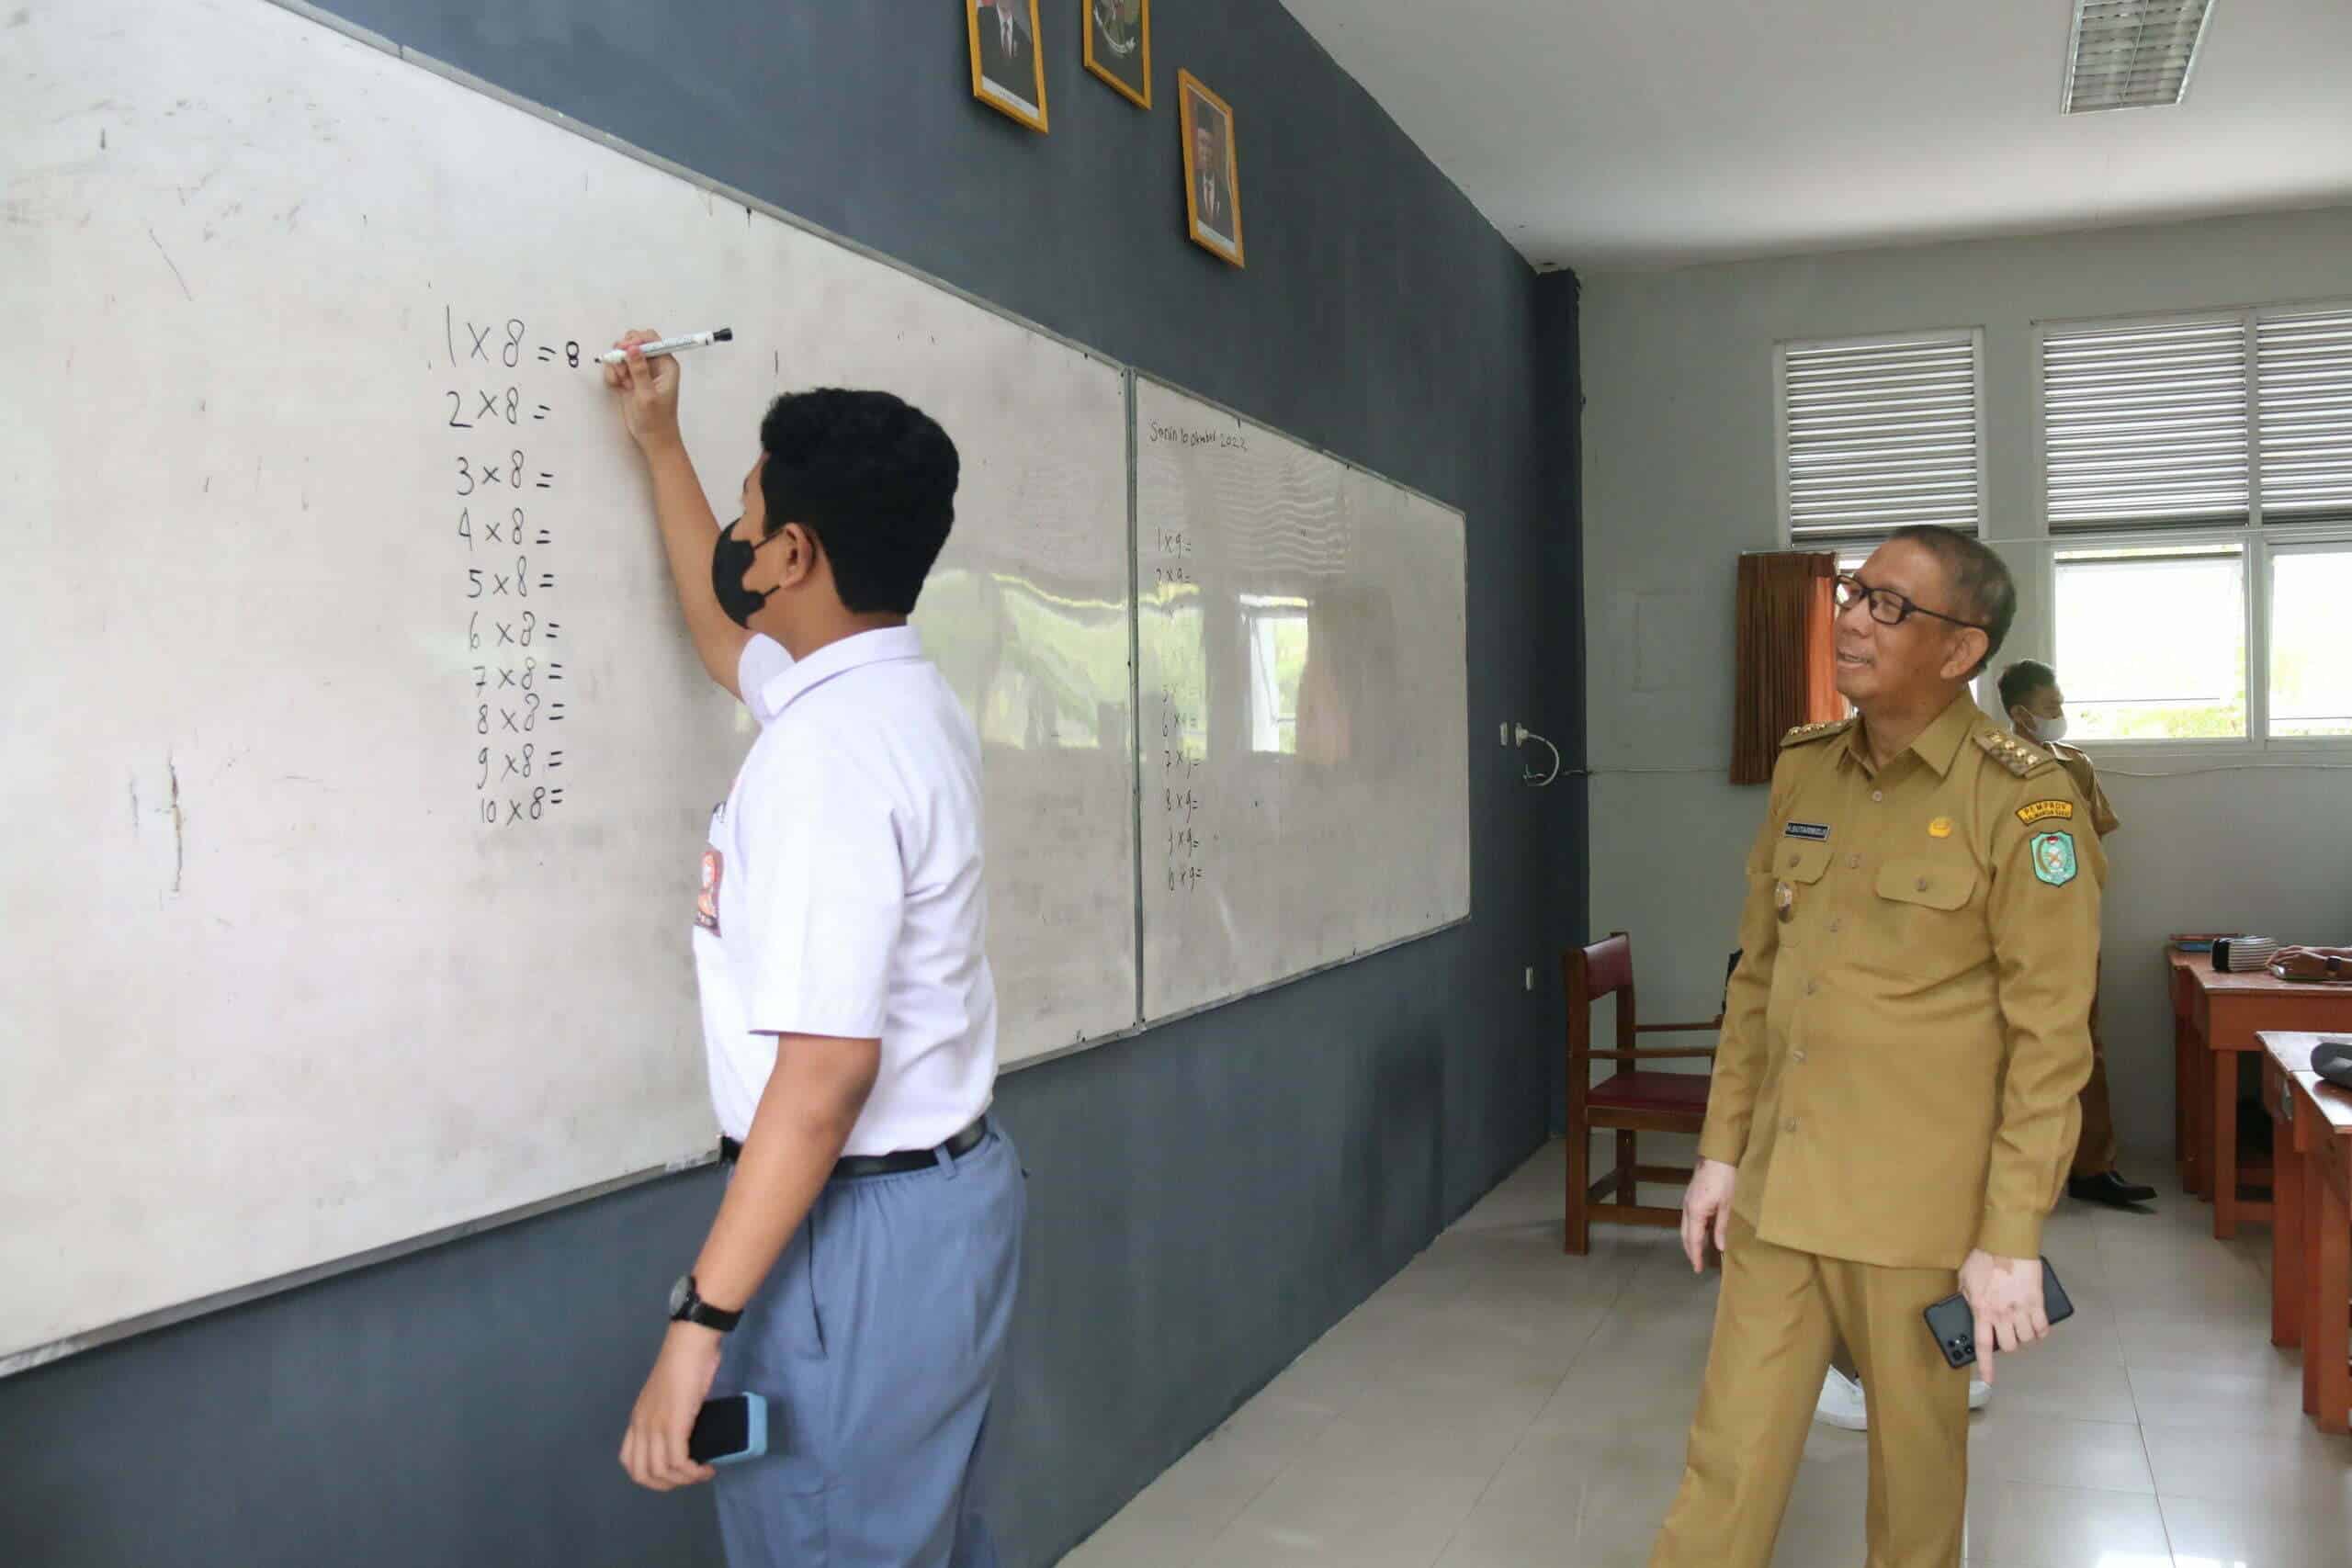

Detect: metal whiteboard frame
4,0,1470,1378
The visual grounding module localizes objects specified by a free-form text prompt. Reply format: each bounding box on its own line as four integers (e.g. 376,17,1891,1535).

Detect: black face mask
710,518,781,630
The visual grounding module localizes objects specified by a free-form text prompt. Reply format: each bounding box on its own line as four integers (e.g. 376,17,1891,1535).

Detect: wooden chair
1563,934,1739,1254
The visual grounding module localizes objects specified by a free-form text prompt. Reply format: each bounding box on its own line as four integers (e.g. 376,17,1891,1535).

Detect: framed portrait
1178,72,1243,267
1083,0,1151,109
969,0,1049,132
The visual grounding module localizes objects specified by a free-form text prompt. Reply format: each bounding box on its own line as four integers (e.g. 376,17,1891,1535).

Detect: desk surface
2265,1032,2352,1133
2258,1032,2352,1075
2171,949,2352,999
2305,1077,2352,1135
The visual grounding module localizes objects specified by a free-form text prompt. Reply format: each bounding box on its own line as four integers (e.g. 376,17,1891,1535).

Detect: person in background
605,329,1025,1568
1998,660,2155,1212
1652,527,2100,1568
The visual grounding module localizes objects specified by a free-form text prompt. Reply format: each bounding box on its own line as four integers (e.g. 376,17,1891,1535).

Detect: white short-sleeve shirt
693,627,997,1154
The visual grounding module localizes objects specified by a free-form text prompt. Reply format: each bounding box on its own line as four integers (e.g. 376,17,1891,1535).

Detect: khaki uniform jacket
1699,694,2105,1269
2048,739,2121,839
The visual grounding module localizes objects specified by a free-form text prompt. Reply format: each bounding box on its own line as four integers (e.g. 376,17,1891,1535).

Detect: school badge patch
696,849,724,933
2030,831,2077,887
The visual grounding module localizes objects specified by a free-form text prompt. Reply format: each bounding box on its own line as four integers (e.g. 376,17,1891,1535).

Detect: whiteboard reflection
921,569,1130,752
1242,594,1309,755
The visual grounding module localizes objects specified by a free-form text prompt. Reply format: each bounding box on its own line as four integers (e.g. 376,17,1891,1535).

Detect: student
1654,528,2099,1568
605,330,1024,1568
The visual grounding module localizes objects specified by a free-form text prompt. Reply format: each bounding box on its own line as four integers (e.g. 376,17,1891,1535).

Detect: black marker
597,328,733,366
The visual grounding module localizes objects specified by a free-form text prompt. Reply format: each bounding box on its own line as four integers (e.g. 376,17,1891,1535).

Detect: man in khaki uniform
1998,659,2155,1209
1650,526,2102,1568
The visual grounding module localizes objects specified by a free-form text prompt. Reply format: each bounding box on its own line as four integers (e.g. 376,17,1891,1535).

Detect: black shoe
2069,1170,2158,1208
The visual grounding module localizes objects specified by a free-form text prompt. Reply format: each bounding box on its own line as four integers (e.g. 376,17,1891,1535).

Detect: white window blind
1780,333,1981,543
2256,306,2352,521
2041,316,2247,532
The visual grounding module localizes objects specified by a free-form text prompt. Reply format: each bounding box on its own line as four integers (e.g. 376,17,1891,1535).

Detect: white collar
757,625,925,718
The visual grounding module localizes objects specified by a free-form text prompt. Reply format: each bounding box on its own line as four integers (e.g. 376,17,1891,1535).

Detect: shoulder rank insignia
1973,727,2055,779
1780,716,1858,749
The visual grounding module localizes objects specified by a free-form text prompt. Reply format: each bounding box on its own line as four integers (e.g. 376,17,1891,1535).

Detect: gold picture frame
1178,71,1243,267
1082,0,1151,110
969,0,1049,132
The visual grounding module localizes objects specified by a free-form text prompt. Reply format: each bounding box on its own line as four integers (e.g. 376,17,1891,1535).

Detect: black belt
718,1116,988,1179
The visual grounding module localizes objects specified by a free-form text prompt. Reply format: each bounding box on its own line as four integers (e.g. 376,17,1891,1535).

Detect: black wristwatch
668,1273,742,1334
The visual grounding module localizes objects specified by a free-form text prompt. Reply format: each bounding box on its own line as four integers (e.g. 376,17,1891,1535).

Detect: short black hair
1997,659,2057,715
1889,524,2016,678
758,389,959,615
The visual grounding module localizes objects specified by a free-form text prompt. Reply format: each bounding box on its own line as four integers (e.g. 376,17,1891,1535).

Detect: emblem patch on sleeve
2030,831,2077,886
2017,799,2075,826
696,849,723,933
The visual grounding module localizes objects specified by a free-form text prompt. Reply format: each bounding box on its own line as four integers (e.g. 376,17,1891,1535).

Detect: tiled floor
1061,1140,2352,1567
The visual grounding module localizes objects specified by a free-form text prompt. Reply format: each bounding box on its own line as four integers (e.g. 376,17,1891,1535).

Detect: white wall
1581,207,2352,1160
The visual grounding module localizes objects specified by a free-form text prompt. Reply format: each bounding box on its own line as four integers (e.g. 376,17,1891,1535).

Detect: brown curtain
1731,552,1839,784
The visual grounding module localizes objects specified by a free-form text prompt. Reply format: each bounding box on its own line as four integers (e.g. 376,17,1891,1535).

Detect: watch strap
670,1275,742,1333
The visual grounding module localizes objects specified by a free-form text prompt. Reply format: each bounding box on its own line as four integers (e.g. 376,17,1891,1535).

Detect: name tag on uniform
1783,822,1831,840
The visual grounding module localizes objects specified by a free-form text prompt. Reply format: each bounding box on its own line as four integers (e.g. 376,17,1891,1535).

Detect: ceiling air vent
2064,0,2214,113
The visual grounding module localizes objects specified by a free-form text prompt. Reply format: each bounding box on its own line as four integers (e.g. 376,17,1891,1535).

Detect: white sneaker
1813,1368,1988,1429
1815,1366,1869,1429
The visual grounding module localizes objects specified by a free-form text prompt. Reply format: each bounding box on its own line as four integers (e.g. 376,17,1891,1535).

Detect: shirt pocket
1875,858,1977,912
1770,840,1836,886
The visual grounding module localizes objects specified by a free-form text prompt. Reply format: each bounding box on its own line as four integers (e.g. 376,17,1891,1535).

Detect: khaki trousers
1649,1213,1971,1568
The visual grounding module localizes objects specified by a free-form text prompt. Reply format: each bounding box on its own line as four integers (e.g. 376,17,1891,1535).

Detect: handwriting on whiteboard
1145,421,1249,452
439,306,581,830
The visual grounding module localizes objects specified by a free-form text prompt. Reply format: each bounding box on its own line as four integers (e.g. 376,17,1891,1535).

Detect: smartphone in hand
688,1394,769,1466
1924,1258,2075,1370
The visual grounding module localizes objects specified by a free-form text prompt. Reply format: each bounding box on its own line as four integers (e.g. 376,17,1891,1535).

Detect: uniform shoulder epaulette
1973,726,2058,779
1780,716,1857,749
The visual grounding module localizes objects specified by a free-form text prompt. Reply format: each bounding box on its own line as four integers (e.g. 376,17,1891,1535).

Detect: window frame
2047,528,2256,752
2029,299,2352,755
2259,526,2352,750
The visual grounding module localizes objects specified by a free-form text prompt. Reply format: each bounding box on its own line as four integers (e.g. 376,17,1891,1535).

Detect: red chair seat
1589,1070,1711,1115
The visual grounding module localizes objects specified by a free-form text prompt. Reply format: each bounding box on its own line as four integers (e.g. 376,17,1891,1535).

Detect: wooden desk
2263,1034,2322,1351
2263,1032,2352,1438
2301,1066,2352,1438
2171,950,2352,1238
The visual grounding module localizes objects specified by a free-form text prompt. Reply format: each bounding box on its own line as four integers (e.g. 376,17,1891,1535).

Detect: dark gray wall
0,4,1585,1564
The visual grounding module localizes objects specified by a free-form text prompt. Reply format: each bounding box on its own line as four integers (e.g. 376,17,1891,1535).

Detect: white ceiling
1278,0,2352,273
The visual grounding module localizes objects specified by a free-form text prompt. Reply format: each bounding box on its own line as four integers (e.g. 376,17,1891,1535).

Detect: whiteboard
1135,379,1470,1021
0,0,1134,1364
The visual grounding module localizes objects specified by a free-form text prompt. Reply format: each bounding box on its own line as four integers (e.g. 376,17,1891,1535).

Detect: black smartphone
687,1393,770,1467
1923,1258,2075,1370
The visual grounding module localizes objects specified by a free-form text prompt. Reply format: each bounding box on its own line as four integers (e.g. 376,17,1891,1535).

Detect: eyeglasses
1834,573,1987,632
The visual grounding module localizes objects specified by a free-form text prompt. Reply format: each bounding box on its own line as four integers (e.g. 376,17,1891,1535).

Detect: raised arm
605,328,753,698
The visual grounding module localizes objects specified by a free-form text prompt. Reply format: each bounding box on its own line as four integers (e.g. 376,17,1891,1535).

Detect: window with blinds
2041,316,2247,532
1778,332,1982,545
2040,303,2352,532
2256,306,2352,522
